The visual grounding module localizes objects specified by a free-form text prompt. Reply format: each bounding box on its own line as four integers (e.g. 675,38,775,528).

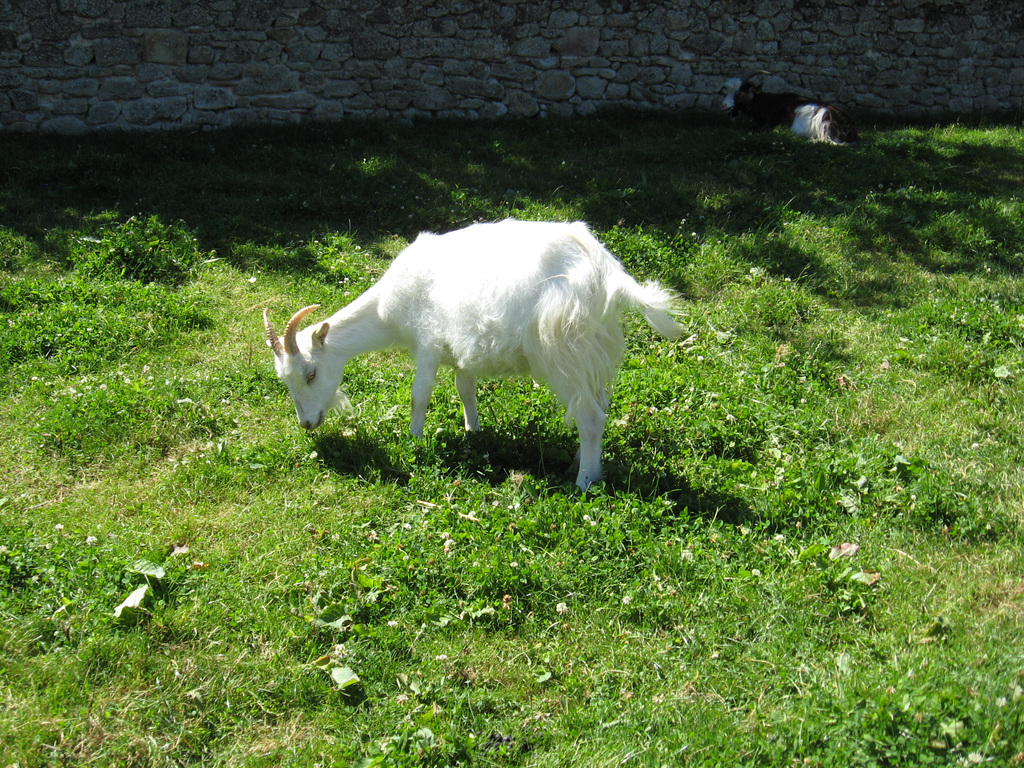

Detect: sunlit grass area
2,112,1022,767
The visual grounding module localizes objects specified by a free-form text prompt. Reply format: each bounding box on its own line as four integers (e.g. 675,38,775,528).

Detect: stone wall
1,0,1022,133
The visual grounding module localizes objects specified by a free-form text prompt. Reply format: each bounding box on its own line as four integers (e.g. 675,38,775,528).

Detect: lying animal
722,72,858,145
264,219,684,490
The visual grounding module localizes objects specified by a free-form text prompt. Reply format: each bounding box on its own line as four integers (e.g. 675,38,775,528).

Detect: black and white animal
721,72,858,145
263,220,684,490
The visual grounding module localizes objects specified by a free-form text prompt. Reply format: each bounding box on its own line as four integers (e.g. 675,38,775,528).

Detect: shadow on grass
312,431,413,486
311,424,577,489
312,423,753,525
2,112,1020,301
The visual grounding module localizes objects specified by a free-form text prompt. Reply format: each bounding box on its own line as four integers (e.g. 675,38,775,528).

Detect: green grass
2,112,1023,767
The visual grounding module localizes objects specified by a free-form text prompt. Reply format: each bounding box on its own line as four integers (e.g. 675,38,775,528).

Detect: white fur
266,219,683,490
790,103,823,140
720,77,743,111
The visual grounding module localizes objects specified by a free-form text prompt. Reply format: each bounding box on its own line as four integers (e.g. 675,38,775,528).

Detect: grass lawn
1,111,1022,767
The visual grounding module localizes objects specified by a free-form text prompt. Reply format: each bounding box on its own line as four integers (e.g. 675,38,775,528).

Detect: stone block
137,63,173,82
250,92,316,109
514,38,550,59
189,45,216,65
385,90,414,110
606,82,629,99
411,85,457,111
93,37,141,67
122,96,187,125
210,63,245,81
286,42,323,62
143,30,188,65
10,89,40,111
65,77,99,97
352,31,398,59
86,101,120,124
312,101,345,121
474,101,504,119
64,41,95,66
40,115,88,133
450,76,504,99
554,27,600,57
100,77,144,99
321,42,353,62
194,85,236,110
262,64,300,93
486,60,527,81
576,75,607,99
507,90,539,116
685,32,724,54
126,2,171,27
471,37,510,61
177,65,210,84
537,69,575,100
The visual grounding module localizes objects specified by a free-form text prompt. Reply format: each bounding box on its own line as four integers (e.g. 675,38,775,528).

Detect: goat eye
306,370,317,384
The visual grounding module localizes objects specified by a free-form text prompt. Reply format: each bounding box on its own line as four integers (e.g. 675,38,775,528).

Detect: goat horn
742,69,772,83
283,304,321,356
263,308,284,357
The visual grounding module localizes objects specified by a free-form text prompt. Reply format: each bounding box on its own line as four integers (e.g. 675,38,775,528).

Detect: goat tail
618,279,685,339
560,225,685,340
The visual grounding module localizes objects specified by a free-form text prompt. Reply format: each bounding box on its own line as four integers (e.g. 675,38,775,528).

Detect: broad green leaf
425,609,463,627
355,570,382,589
838,489,860,513
313,654,334,670
799,544,828,562
316,604,353,630
329,666,361,690
126,559,166,580
113,584,150,623
940,718,967,738
412,727,436,749
849,570,881,586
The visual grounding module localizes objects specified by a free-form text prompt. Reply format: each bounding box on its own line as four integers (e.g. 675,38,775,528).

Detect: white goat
263,219,683,490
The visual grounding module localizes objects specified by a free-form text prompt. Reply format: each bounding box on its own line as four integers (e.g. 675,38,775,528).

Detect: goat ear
311,322,330,350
